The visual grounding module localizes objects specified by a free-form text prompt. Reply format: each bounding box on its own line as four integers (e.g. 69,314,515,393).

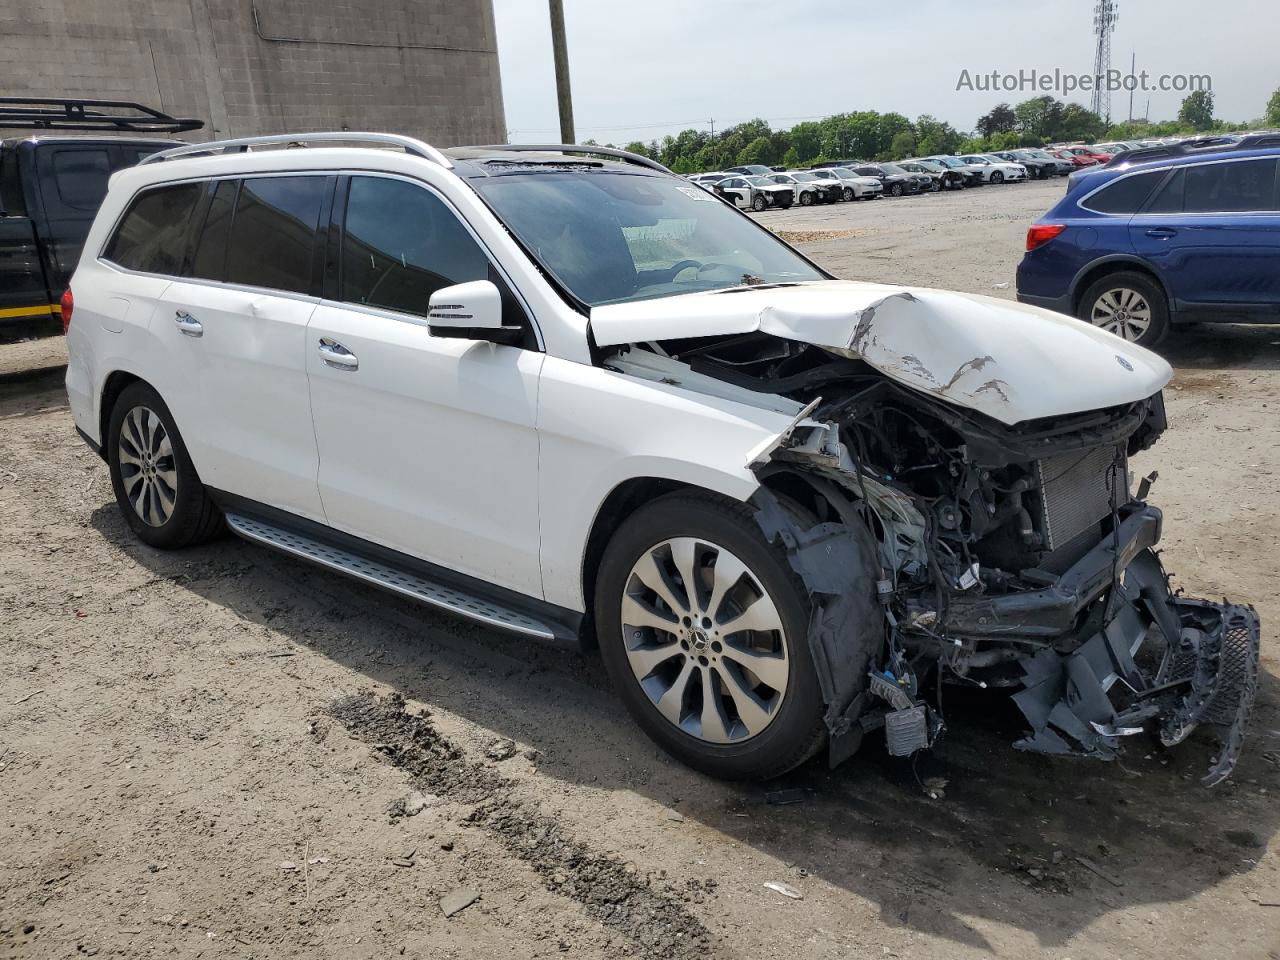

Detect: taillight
60,288,74,334
1026,224,1066,251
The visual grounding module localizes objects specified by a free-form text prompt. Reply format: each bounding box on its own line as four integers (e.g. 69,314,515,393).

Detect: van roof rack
0,97,203,133
140,132,454,168
457,143,672,174
1105,133,1280,168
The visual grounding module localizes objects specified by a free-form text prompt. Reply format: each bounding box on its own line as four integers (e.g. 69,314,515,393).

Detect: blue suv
1016,135,1280,347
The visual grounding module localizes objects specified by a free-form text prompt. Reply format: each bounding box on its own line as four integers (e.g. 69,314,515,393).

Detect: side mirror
427,280,523,346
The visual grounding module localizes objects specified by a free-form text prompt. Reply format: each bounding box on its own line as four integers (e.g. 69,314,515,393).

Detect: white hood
590,280,1172,425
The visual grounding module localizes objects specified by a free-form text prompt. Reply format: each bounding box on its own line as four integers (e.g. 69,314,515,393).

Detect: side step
225,512,558,640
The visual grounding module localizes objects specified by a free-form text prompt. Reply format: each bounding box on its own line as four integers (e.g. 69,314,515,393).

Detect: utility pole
548,0,575,144
1127,51,1135,122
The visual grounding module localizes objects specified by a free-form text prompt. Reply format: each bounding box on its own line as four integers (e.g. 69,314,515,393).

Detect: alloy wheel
117,405,178,527
1090,287,1152,342
620,537,789,744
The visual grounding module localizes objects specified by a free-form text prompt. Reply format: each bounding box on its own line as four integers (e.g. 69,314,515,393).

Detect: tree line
601,88,1280,173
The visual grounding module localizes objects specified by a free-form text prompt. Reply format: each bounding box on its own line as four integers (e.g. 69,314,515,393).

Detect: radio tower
1091,0,1119,121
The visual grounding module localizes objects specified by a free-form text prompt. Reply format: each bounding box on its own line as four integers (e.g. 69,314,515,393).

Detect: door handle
174,310,203,337
1145,227,1178,238
318,337,358,370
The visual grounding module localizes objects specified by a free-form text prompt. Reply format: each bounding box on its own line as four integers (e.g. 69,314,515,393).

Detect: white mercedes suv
64,134,1258,784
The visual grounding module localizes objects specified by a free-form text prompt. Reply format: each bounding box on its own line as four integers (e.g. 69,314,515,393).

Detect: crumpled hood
590,280,1173,425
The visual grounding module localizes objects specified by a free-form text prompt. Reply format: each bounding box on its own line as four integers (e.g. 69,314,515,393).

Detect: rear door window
225,176,327,294
50,148,111,211
1083,171,1166,214
190,179,238,281
1183,159,1278,213
103,182,203,274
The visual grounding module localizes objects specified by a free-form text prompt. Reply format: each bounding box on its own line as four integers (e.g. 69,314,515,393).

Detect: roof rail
461,143,673,174
1105,133,1280,168
139,132,453,169
0,97,203,134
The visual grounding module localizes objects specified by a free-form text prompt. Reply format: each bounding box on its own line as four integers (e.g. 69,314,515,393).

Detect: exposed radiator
1036,445,1127,551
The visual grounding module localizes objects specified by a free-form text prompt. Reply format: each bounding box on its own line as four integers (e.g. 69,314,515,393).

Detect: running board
224,512,558,640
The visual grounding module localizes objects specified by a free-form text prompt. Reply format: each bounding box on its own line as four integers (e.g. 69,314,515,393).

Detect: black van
0,99,201,340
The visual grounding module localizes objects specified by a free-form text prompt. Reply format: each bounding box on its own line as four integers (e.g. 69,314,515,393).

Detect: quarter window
103,183,202,275
1184,159,1278,213
339,176,489,318
1084,171,1165,214
225,176,327,294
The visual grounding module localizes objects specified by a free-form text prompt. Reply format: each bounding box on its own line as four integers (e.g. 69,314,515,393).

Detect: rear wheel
1077,270,1170,348
751,194,768,212
107,381,223,549
595,494,828,780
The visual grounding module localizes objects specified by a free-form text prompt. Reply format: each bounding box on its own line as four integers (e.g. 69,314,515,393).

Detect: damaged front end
600,290,1261,784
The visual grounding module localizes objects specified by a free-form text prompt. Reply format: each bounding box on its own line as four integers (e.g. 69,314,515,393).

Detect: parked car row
685,152,1051,209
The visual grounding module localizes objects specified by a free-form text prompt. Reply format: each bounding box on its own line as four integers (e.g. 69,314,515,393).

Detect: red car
1049,146,1107,167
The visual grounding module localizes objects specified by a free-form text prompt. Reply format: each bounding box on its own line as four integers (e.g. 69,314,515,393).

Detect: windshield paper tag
677,186,717,201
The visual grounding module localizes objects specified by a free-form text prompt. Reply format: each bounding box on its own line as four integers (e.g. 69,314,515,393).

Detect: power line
509,112,835,139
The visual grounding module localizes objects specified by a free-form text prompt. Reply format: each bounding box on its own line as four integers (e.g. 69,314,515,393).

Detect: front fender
536,355,797,610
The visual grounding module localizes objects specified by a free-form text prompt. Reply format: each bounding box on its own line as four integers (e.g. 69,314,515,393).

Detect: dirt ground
2,178,1278,960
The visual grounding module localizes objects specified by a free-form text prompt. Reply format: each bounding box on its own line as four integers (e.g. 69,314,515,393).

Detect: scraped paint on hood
589,280,1173,425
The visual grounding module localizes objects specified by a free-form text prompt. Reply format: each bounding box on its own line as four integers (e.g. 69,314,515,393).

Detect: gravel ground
2,178,1278,960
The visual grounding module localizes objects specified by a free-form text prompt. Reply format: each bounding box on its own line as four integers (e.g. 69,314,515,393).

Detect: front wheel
1077,270,1170,348
595,494,828,780
751,194,768,212
842,187,854,202
799,190,813,206
990,171,1005,184
890,183,904,197
107,381,224,548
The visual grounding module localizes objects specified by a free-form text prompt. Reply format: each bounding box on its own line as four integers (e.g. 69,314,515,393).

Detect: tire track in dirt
329,692,715,960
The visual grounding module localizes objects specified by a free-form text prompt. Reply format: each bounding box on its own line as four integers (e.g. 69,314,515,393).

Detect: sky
490,0,1277,145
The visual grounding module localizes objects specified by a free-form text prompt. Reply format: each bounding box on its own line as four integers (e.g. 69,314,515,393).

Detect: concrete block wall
0,0,505,145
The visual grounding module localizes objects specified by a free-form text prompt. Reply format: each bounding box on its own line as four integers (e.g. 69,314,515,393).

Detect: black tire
751,194,768,212
595,493,830,780
842,187,854,202
991,171,1005,184
889,183,904,197
799,190,813,206
107,381,224,549
1076,270,1170,348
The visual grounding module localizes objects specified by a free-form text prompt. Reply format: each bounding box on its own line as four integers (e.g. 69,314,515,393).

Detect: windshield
877,164,904,175
933,157,963,168
746,176,773,186
791,172,819,181
830,168,856,177
470,170,825,307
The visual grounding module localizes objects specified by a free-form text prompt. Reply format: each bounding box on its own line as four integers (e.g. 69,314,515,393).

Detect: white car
957,154,1028,183
63,133,1259,784
713,174,795,211
806,166,884,200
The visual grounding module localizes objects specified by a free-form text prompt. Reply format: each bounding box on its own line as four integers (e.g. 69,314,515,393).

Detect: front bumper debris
1010,546,1260,786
